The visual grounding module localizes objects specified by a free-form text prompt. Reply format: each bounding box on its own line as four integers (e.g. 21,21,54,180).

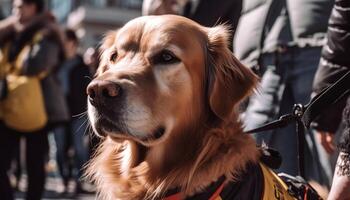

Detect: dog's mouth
98,118,121,133
94,117,166,145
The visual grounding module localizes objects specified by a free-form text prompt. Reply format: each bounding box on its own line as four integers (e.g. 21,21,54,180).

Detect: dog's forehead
121,15,201,33
116,15,205,49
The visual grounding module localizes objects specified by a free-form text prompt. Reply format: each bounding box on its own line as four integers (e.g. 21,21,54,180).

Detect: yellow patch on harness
260,163,296,200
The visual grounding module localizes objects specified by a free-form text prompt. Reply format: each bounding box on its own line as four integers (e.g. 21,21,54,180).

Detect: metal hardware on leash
293,104,306,177
246,71,350,178
246,103,307,177
293,104,304,118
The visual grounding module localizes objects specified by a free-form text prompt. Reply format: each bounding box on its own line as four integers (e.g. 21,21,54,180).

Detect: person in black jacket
142,0,242,50
311,0,350,199
183,0,242,50
54,28,91,194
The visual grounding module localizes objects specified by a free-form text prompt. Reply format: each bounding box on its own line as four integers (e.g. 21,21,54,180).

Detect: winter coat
184,0,242,50
0,13,69,126
311,0,350,153
184,0,242,28
234,0,334,67
58,55,91,117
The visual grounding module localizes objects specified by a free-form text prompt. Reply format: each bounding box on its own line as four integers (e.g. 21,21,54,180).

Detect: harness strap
296,119,305,177
163,184,224,200
163,176,226,200
163,193,183,200
208,184,224,200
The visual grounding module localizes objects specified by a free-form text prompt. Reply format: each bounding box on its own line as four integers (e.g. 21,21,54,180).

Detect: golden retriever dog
86,15,300,200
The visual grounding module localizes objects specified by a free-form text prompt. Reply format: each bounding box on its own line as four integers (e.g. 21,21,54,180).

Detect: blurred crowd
0,0,349,200
0,0,100,199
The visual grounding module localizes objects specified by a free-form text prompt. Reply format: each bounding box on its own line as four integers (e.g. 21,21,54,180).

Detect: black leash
246,71,350,177
302,71,350,128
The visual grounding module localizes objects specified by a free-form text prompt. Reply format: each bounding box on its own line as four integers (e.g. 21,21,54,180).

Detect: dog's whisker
84,120,93,136
74,119,89,135
72,111,87,119
84,76,92,81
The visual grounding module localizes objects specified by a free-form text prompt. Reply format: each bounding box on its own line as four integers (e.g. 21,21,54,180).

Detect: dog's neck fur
86,117,260,200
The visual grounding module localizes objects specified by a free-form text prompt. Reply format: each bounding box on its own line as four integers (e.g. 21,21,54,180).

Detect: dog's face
87,15,257,147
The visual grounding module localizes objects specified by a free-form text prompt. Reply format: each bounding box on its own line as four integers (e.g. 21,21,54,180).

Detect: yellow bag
2,75,47,132
0,33,48,132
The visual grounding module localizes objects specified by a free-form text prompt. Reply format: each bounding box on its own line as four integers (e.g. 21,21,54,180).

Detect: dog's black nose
87,80,122,106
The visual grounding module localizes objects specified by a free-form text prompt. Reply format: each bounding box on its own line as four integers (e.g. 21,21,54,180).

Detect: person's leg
266,83,300,175
0,123,19,200
71,117,89,183
243,53,294,158
244,65,283,135
25,129,49,200
13,140,22,190
243,54,287,145
53,125,69,186
327,152,350,200
244,51,302,176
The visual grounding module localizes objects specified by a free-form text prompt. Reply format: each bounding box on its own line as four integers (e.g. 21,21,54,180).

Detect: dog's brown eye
153,50,179,65
110,52,118,62
162,52,174,62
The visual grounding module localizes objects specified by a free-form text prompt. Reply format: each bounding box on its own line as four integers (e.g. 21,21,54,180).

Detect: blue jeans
243,47,333,186
54,117,89,184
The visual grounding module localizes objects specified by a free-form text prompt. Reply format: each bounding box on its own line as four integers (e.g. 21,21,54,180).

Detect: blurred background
1,0,349,199
0,1,142,199
0,0,142,51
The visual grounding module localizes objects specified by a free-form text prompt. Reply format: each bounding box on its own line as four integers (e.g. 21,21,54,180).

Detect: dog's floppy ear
96,31,117,76
206,25,258,121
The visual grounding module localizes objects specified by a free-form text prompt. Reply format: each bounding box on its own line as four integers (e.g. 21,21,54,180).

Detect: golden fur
86,15,260,200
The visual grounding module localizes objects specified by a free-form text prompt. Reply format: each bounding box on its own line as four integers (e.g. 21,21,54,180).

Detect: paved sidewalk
15,193,96,200
14,177,96,200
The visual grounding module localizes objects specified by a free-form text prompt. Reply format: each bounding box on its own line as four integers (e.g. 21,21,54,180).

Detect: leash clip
293,104,304,119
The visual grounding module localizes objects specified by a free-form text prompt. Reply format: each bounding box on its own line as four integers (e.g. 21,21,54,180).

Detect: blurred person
55,28,91,195
83,46,102,158
234,0,335,186
142,0,243,50
0,0,69,199
183,0,242,40
311,0,350,199
83,45,104,163
142,0,188,16
0,7,4,20
83,46,99,76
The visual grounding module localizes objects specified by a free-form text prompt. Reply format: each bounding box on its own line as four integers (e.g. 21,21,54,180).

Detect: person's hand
0,16,17,41
315,131,336,154
327,152,350,200
0,15,17,28
142,0,186,15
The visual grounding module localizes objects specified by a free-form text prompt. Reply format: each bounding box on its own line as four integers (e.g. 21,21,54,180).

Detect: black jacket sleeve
311,0,350,133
